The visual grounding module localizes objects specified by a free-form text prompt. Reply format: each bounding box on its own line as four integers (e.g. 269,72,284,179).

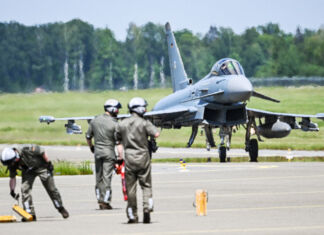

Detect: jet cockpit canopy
210,58,245,76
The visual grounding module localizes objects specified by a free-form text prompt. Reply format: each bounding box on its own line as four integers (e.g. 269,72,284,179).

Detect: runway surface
1,145,324,162
1,162,324,234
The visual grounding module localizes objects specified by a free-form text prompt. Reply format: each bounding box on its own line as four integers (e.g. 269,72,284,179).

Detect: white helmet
104,99,122,115
128,97,148,115
1,148,19,165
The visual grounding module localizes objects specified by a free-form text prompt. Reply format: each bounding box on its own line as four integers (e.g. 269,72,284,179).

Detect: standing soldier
1,145,69,221
86,99,121,210
115,97,160,224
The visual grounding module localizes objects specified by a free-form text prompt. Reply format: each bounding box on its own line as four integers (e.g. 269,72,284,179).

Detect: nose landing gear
218,126,232,162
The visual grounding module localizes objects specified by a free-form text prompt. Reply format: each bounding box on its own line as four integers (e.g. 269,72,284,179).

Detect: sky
0,0,323,41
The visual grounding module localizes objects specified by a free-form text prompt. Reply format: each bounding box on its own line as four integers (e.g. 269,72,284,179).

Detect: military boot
99,202,112,210
127,216,138,224
143,208,150,224
21,214,36,222
58,207,69,219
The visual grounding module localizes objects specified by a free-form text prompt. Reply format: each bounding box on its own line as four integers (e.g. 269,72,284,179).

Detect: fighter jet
39,22,324,162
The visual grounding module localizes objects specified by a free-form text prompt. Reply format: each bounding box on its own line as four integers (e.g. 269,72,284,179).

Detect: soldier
86,99,121,209
1,145,69,221
115,97,160,224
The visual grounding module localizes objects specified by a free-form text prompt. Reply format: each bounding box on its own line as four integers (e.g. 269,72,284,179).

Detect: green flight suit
9,144,64,216
115,113,158,220
86,113,117,204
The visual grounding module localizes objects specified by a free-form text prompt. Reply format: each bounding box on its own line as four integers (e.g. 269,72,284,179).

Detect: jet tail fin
165,22,189,92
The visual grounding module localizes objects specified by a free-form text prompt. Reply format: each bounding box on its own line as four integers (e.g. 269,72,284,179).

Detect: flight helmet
104,99,122,116
128,97,148,116
1,148,19,166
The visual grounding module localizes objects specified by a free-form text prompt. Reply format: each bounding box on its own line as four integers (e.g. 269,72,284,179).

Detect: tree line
0,19,323,93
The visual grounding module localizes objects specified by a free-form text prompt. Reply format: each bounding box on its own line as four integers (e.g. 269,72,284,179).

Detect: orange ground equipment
0,215,17,222
115,160,128,201
12,204,33,221
194,189,208,216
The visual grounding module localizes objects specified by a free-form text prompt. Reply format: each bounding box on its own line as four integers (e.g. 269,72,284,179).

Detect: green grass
0,87,324,150
0,160,93,177
53,160,93,175
0,165,9,177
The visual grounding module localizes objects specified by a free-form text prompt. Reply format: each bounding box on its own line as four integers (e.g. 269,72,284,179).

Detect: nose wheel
218,126,232,163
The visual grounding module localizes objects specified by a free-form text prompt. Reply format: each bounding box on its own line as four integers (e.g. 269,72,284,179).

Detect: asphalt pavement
1,162,324,234
1,144,324,162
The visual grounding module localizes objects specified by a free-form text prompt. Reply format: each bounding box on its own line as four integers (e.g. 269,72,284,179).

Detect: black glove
47,161,54,176
90,146,95,153
10,190,20,200
115,159,124,165
148,138,158,153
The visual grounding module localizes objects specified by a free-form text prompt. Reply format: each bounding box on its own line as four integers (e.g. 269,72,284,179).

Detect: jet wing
39,115,95,134
39,113,132,134
39,116,95,124
145,106,195,119
144,106,201,128
247,108,324,119
247,108,324,131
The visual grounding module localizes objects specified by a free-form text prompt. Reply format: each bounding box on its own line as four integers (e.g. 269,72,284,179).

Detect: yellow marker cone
195,189,207,216
286,148,293,162
182,160,187,170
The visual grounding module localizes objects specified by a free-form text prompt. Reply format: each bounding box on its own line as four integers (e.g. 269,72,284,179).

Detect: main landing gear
187,121,260,163
208,122,260,163
247,138,258,162
245,117,261,162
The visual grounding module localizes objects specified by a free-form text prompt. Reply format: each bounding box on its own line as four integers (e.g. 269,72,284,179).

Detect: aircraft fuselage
153,74,253,111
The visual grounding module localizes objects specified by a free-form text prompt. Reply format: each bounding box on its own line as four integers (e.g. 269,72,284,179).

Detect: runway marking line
155,174,324,184
154,190,324,200
74,204,324,218
1,190,323,206
124,225,324,234
1,190,323,207
258,165,278,168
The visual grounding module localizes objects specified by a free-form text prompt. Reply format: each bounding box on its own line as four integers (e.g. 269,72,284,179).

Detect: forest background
1,19,324,93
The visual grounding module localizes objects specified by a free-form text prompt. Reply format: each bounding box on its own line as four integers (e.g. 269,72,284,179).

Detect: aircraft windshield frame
211,59,245,76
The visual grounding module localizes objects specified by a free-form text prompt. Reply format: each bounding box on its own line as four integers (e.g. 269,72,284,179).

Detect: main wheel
249,139,258,162
219,146,226,163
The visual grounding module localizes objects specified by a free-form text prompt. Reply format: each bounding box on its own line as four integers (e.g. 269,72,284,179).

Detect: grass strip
151,156,324,163
0,160,93,177
1,87,324,150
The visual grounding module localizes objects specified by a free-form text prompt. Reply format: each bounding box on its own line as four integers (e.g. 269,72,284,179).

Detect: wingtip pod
316,113,324,120
165,22,171,31
39,116,55,124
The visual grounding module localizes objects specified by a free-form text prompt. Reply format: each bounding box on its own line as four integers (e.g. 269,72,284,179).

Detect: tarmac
1,161,324,234
1,144,324,162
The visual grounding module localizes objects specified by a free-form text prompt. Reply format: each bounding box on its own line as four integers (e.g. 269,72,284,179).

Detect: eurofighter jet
39,22,324,162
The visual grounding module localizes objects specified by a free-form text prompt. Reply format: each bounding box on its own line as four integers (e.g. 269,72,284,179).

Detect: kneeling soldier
1,145,69,221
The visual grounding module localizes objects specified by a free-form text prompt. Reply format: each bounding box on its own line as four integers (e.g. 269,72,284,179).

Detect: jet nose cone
226,77,253,102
